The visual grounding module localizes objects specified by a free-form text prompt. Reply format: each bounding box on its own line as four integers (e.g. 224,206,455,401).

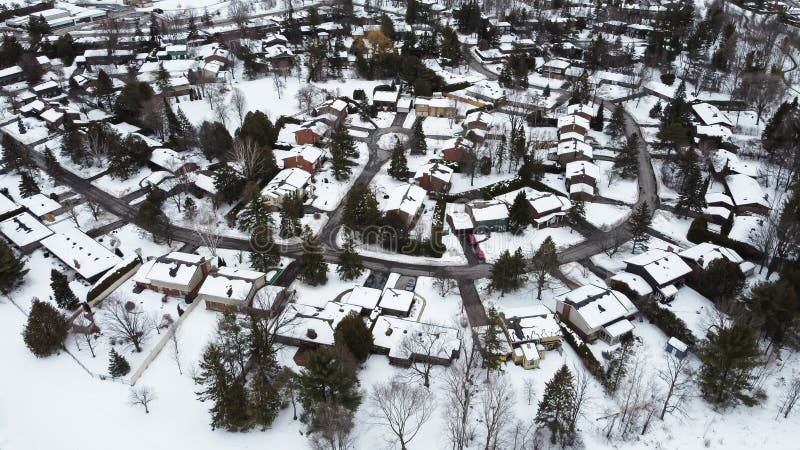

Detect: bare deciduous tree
309,401,356,450
227,137,265,180
128,385,157,413
170,324,182,375
230,87,248,126
369,377,435,450
103,298,155,353
192,212,223,257
227,0,252,29
441,340,479,450
658,354,692,420
400,322,453,388
433,277,458,297
479,372,516,450
207,86,231,127
778,376,800,419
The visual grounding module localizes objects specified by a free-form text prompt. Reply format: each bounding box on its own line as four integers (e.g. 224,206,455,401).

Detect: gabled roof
625,250,692,286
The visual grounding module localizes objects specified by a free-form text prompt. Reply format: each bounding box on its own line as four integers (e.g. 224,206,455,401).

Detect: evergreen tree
135,187,166,231
535,365,576,445
43,146,59,173
543,84,551,98
342,183,381,233
334,313,373,363
17,117,25,134
247,314,282,429
183,196,197,221
745,280,798,352
694,258,746,305
489,248,526,294
388,138,408,179
213,164,246,204
604,332,635,393
298,346,361,422
108,348,131,377
23,300,68,357
329,134,352,181
439,26,462,67
411,119,427,155
18,171,40,198
649,101,662,119
194,343,250,431
336,235,363,281
508,191,530,234
607,104,626,140
50,269,79,310
187,14,198,40
614,133,639,179
590,104,604,131
628,202,652,253
532,237,557,300
238,195,271,233
298,227,328,286
249,226,280,271
676,150,705,215
0,239,26,293
481,307,506,373
239,110,277,148
279,192,303,238
95,70,114,109
566,198,585,231
698,324,761,406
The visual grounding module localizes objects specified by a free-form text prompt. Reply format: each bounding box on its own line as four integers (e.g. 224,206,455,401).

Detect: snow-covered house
275,145,324,173
500,305,562,370
608,271,654,301
691,103,732,129
0,193,23,221
463,111,494,144
724,174,770,216
624,250,692,301
678,242,756,277
703,192,734,225
384,184,426,228
378,288,415,317
710,149,759,180
341,286,383,315
414,163,453,193
372,315,461,367
40,227,122,282
500,188,571,229
277,302,361,349
415,95,454,118
372,87,401,111
465,200,509,233
555,139,593,165
541,58,572,79
134,252,211,300
557,114,590,137
441,136,474,164
295,119,329,145
199,266,268,313
567,103,594,121
314,99,349,127
261,168,312,206
19,193,60,219
565,161,600,201
0,212,53,253
556,285,638,344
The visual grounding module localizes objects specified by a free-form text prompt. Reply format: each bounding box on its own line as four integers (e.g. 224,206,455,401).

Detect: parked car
475,248,485,262
364,274,375,287
467,233,477,246
405,278,416,291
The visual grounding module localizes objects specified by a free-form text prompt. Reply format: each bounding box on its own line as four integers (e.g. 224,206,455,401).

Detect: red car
475,248,485,262
467,233,477,246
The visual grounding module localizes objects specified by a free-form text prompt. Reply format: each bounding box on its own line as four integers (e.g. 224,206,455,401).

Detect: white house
555,285,638,344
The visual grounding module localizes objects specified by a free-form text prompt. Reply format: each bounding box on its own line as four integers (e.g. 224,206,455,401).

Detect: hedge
87,257,142,302
559,324,606,382
440,81,471,93
687,218,761,260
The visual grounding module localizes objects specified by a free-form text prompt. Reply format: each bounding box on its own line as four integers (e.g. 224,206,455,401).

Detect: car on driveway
364,274,375,287
467,233,477,246
475,248,485,262
405,278,416,291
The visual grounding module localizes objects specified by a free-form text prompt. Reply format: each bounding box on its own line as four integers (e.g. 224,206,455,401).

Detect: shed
665,336,688,359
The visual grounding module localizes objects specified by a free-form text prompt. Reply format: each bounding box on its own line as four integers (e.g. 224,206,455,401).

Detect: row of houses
553,103,602,201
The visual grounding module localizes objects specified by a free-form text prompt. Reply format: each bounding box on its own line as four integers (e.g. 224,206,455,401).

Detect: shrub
660,73,676,85
559,325,606,381
687,218,761,260
87,257,141,302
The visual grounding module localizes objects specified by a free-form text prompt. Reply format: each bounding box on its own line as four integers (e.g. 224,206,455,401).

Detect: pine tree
607,104,625,140
95,70,114,109
194,343,250,431
187,14,198,40
698,324,761,406
18,171,40,198
543,84,551,98
108,348,131,377
676,150,705,215
628,202,652,253
489,248,526,294
507,191,530,234
0,239,26,293
249,226,280,271
298,346,361,422
17,117,25,134
50,269,79,310
590,104,604,131
298,227,328,286
604,332,635,393
343,183,381,232
279,192,303,238
334,313,373,363
439,26,462,67
481,307,506,373
388,138,408,179
535,365,576,445
614,133,639,179
183,196,197,221
43,146,59,173
2,133,22,171
330,135,352,181
238,195,271,233
411,119,427,155
247,314,281,429
336,234,363,281
532,237,557,300
649,101,662,119
566,198,585,231
23,299,68,357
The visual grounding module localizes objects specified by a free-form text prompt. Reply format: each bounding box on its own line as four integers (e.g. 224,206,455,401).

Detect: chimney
307,328,317,339
226,286,233,298
73,259,80,269
385,327,393,336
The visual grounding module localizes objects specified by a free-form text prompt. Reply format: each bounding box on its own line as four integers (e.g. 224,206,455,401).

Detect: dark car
364,274,375,287
467,233,477,246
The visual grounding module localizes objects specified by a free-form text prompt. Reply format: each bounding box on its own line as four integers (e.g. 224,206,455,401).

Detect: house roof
19,193,60,216
557,114,590,131
371,315,460,360
262,168,311,200
625,250,692,286
0,193,20,216
414,163,454,184
40,227,121,279
379,288,415,313
560,285,637,330
565,160,600,179
468,200,509,223
678,242,744,269
692,102,731,127
199,273,253,302
341,285,382,311
725,174,770,209
385,184,426,217
609,272,653,296
0,212,53,247
557,139,593,157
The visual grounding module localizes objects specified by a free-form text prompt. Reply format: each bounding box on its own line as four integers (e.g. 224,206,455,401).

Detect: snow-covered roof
464,111,494,128
566,103,593,118
667,336,688,352
557,114,590,131
559,131,585,141
604,319,634,338
499,188,571,214
150,148,186,172
543,58,571,70
711,149,759,178
609,272,653,296
19,193,60,217
625,250,692,286
40,227,121,280
0,212,53,247
725,174,770,209
560,285,637,330
557,139,593,157
40,108,64,123
565,160,600,180
385,184,426,217
262,168,311,201
341,285,382,311
193,172,217,194
199,273,254,302
467,80,506,101
379,288,415,313
705,192,734,207
165,252,204,264
468,200,509,223
372,315,460,360
569,183,594,196
678,242,744,270
0,192,20,216
448,211,474,231
373,89,400,103
692,102,731,127
216,266,264,281
414,163,453,184
0,65,22,78
501,305,562,344
695,124,732,139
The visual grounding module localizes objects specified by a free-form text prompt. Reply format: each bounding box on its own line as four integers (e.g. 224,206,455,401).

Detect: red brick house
414,163,454,193
133,252,212,300
295,120,330,146
442,137,474,164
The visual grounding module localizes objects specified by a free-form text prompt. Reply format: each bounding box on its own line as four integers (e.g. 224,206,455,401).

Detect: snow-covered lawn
596,160,638,204
422,117,460,137
477,226,585,263
291,263,371,309
623,95,663,126
376,132,407,150
91,168,151,197
651,209,693,246
584,202,631,231
658,286,720,340
310,142,369,211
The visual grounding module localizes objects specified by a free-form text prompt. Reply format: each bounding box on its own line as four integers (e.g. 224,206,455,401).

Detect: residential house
134,252,211,300
703,192,734,225
276,301,361,349
0,65,23,86
314,99,349,127
724,174,770,216
541,58,571,79
691,102,732,129
275,145,324,173
500,188,571,229
40,227,121,282
414,163,454,193
0,212,53,253
710,149,759,180
378,288,415,317
566,103,593,121
557,114,590,137
624,249,692,301
678,242,756,277
384,184,426,228
555,284,638,344
372,315,461,367
373,87,400,111
31,80,60,98
500,305,562,369
19,193,61,220
608,271,653,301
415,95,454,118
565,160,600,200
199,266,268,313
464,200,509,233
261,168,312,206
555,139,593,165
441,136,474,164
463,111,494,144
294,119,329,145
0,193,24,221
341,285,383,315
